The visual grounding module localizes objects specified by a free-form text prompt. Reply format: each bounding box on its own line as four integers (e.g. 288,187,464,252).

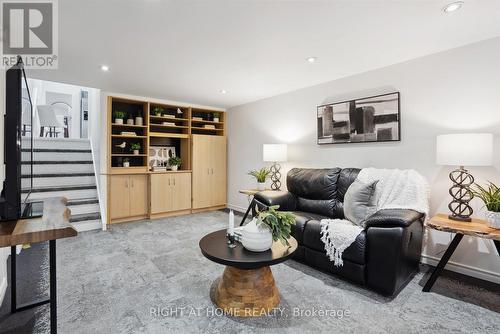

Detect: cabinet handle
168,178,171,186
131,179,134,187
125,180,128,188
173,178,176,186
207,168,210,175
211,168,214,175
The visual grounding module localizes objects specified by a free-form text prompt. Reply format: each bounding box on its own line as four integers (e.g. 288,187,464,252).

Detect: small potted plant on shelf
240,205,296,252
130,143,141,155
248,167,270,190
213,112,220,123
152,106,164,117
123,158,130,168
169,156,182,171
114,111,125,124
472,181,500,229
126,114,135,125
135,110,143,126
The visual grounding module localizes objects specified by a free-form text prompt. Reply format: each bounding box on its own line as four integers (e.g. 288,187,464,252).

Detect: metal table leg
50,239,57,334
422,233,464,292
240,198,255,226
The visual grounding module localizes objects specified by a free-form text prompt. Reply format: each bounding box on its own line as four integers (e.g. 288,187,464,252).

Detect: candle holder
226,233,237,248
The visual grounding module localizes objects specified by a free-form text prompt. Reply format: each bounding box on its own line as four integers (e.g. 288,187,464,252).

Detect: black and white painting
317,92,400,144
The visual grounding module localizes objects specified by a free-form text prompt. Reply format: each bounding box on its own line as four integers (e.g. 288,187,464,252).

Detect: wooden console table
0,197,77,334
422,214,500,292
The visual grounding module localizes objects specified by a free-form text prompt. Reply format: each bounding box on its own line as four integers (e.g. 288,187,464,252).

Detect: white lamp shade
436,133,493,166
263,144,287,162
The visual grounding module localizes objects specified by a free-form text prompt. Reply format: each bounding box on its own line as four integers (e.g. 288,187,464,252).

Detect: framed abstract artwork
317,92,400,144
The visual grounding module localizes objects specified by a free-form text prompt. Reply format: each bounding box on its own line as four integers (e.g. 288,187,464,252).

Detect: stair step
70,212,101,223
22,175,96,188
21,185,96,194
22,188,98,201
22,163,94,174
22,151,93,162
22,173,95,178
67,198,99,205
22,138,91,150
22,148,92,153
72,219,102,232
22,160,93,165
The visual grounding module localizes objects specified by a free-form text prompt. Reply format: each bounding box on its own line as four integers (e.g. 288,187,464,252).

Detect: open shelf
111,154,148,157
112,135,147,139
150,124,189,129
150,116,189,122
112,123,147,128
149,132,189,139
191,120,223,125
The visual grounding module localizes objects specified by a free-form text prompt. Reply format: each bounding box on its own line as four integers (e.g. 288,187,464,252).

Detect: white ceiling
29,0,500,108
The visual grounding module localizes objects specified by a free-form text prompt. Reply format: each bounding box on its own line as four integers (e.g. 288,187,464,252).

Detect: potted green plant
152,106,164,116
169,156,182,171
248,167,270,190
240,205,296,252
472,181,500,229
130,143,141,155
123,158,130,168
213,112,220,123
114,111,125,124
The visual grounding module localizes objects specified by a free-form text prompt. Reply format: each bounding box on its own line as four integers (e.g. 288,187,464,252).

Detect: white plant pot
213,117,219,123
135,117,143,126
257,182,265,191
171,165,179,171
127,118,134,125
241,218,273,252
115,118,123,125
133,150,140,155
485,210,500,229
123,162,130,168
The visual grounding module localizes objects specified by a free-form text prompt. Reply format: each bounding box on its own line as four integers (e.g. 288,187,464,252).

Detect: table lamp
436,133,493,222
263,144,287,190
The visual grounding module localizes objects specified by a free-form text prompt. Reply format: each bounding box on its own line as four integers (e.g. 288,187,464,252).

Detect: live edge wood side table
422,214,500,292
0,197,77,334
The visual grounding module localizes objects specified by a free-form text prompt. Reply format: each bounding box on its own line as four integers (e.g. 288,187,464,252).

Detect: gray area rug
4,210,500,333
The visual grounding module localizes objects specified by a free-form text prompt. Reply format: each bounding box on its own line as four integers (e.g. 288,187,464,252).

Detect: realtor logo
1,0,58,68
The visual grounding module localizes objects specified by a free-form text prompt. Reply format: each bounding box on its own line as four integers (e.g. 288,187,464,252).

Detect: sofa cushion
302,220,367,265
290,211,327,244
344,179,378,225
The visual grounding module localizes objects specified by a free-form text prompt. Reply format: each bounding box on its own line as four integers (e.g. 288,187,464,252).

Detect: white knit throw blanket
320,168,430,267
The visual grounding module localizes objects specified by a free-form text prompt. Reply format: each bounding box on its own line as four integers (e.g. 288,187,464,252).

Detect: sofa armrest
364,209,424,229
253,190,297,211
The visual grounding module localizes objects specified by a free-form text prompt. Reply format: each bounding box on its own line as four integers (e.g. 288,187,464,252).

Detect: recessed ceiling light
100,65,110,71
443,1,464,13
219,89,227,94
306,57,317,63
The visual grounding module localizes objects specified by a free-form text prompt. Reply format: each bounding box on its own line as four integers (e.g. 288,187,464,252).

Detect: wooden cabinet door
150,174,172,214
129,175,148,216
171,173,192,211
192,135,212,209
110,175,131,219
210,136,227,207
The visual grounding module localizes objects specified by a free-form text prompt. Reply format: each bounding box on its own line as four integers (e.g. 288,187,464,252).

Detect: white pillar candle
228,210,235,236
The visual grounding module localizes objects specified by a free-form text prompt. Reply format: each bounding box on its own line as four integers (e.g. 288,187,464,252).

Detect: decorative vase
135,117,143,126
123,162,130,168
171,165,179,171
115,118,123,125
257,182,265,191
485,210,500,229
133,150,139,155
241,218,273,252
127,118,134,125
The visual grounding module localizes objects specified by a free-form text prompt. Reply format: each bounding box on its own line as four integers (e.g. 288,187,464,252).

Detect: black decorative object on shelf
448,167,474,222
270,163,282,190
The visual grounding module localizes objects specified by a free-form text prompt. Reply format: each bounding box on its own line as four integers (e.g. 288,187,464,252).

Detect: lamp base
270,163,282,191
448,214,472,223
447,166,474,223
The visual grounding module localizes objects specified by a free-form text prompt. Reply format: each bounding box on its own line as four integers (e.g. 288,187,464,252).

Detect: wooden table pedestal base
214,266,280,317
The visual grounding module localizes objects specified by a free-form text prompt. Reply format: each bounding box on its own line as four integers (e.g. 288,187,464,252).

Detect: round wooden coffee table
199,229,297,317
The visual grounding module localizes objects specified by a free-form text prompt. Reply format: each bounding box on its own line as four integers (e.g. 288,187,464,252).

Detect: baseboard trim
0,274,7,306
421,254,500,284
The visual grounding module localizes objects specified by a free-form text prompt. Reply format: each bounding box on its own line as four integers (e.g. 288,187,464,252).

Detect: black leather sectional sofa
253,168,425,296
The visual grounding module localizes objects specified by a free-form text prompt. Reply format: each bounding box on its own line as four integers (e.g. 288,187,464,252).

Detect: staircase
21,138,102,232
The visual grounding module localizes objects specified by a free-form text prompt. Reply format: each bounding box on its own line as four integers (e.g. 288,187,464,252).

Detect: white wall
0,68,8,304
227,37,500,283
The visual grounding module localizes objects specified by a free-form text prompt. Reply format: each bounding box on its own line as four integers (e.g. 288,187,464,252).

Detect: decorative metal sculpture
270,163,282,190
448,166,474,222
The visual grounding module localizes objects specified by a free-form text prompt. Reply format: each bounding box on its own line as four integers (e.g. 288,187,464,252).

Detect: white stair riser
22,175,96,188
23,188,97,201
68,203,100,215
22,139,91,150
72,219,102,232
22,151,92,162
22,164,94,174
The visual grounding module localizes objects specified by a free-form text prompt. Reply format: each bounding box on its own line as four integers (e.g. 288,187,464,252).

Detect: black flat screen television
0,56,42,221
